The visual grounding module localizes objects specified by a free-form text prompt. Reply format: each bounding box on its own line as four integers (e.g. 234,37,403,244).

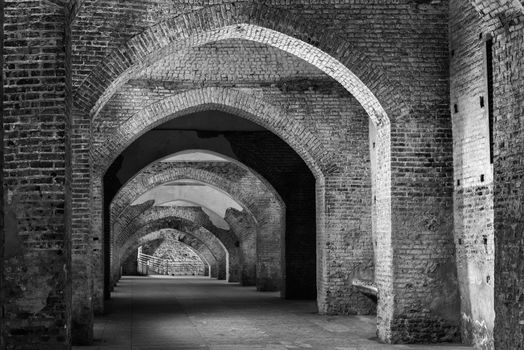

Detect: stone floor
75,276,472,350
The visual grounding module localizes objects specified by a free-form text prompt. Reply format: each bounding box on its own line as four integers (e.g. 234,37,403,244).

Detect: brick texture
2,1,71,349
491,15,524,350
450,1,495,348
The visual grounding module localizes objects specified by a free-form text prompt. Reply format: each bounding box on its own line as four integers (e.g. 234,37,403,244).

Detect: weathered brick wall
224,208,260,288
491,16,524,350
449,2,495,348
98,117,369,304
2,1,71,349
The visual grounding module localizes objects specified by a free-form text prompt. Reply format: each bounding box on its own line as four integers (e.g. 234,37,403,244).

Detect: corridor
75,276,471,350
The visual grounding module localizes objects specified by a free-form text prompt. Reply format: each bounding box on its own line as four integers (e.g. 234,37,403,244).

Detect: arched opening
103,110,323,301
110,149,286,291
81,59,387,344
125,237,210,278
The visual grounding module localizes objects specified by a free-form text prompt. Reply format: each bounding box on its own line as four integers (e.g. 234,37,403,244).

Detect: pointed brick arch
110,158,285,289
86,86,339,316
73,3,399,125
92,87,330,178
112,204,240,282
111,160,284,228
115,206,238,272
115,210,232,280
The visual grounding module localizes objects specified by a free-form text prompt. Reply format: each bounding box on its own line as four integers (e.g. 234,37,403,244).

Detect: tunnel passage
110,154,286,290
104,110,317,300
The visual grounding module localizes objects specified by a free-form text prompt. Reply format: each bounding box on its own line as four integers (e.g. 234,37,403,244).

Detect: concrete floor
75,276,472,350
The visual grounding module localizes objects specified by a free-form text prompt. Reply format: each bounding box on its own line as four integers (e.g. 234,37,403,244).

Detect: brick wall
2,0,522,347
491,16,524,349
449,2,495,348
2,1,71,349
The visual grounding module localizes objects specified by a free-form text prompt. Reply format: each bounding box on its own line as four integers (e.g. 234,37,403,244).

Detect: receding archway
111,150,286,288
121,229,218,279
114,206,238,282
72,6,393,343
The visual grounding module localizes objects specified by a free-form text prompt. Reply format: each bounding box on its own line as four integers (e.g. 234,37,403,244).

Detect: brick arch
112,201,241,281
74,3,399,126
117,214,230,281
110,157,285,288
114,205,239,253
114,206,239,280
110,158,285,230
120,229,216,278
92,87,330,178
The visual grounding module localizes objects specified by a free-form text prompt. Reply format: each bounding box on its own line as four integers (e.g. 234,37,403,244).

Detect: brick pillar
70,106,94,345
2,1,71,348
225,208,257,286
256,201,284,292
377,117,460,343
449,2,495,347
492,23,524,349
